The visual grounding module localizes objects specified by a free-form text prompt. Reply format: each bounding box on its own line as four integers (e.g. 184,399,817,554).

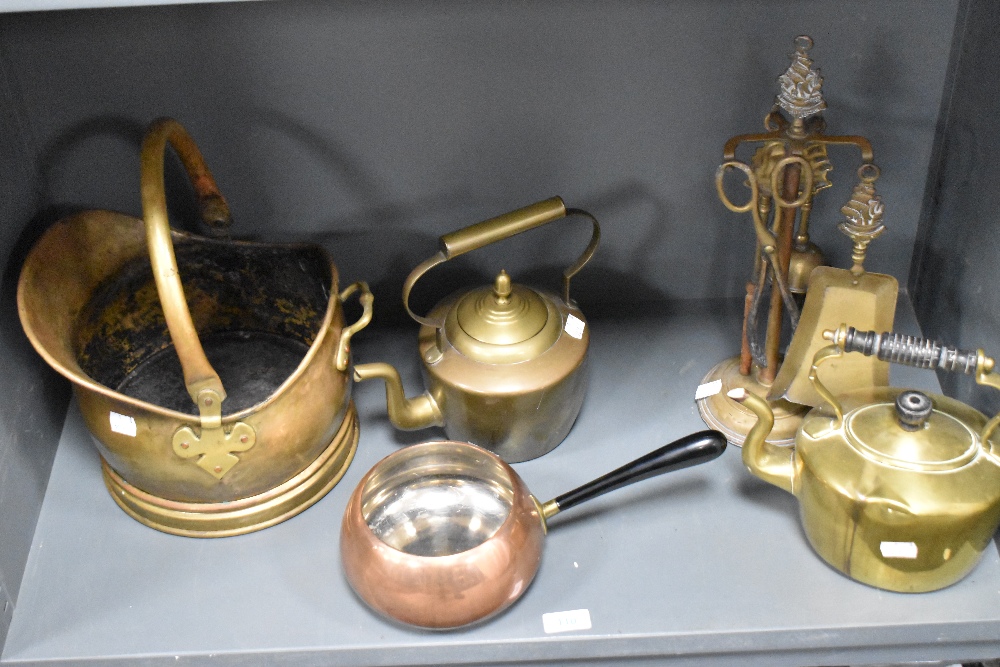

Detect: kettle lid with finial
444,269,564,364
843,389,982,471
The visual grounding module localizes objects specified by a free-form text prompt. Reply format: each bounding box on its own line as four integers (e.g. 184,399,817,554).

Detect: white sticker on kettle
542,608,592,634
880,541,918,559
110,412,137,437
564,314,585,340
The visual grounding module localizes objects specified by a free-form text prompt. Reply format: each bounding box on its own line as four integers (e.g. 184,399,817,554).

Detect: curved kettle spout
353,362,444,431
728,388,798,495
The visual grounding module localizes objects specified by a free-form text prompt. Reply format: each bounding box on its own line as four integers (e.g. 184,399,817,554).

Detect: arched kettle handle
336,282,374,372
140,117,230,414
402,197,601,328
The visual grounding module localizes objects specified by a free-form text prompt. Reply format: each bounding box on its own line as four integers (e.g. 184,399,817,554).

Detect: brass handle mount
336,282,374,372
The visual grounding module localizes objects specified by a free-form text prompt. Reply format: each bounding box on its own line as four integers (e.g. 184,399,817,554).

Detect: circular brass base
697,357,807,447
102,402,360,537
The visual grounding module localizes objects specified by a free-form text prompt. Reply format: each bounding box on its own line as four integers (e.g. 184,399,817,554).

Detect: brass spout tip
727,387,773,424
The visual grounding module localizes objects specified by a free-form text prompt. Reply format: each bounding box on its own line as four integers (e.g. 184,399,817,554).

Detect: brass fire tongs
716,157,811,374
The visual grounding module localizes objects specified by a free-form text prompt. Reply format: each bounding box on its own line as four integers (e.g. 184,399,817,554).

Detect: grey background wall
0,0,975,652
0,0,959,314
911,0,1000,423
0,32,70,650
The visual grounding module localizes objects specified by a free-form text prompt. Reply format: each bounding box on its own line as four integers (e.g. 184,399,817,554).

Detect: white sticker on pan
110,412,137,437
880,541,918,559
564,314,586,340
695,379,723,400
542,608,592,634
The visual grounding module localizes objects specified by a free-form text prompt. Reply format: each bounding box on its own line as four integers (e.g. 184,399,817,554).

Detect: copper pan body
17,118,372,537
340,441,546,629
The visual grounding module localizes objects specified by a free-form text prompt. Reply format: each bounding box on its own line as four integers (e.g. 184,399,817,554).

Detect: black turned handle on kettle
542,430,727,517
830,326,991,375
822,324,1000,445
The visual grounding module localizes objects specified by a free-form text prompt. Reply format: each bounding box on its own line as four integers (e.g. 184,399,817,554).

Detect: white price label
695,379,723,400
542,608,592,634
109,412,137,437
880,541,918,559
564,314,586,340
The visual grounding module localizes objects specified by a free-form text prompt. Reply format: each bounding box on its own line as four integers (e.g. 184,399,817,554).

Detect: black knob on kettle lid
895,391,933,431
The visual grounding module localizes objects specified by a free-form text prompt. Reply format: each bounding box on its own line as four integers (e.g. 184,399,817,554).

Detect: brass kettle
354,197,600,463
732,325,1000,593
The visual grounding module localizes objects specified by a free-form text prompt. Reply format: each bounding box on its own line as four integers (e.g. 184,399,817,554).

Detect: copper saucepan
340,430,726,629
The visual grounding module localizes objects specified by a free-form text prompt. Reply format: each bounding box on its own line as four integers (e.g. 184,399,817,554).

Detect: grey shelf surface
2,0,264,12
3,297,999,667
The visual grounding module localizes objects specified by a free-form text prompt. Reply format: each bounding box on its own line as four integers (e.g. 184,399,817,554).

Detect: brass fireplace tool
699,35,885,446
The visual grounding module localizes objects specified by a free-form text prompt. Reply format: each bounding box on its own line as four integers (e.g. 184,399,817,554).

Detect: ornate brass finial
493,269,512,304
776,35,826,120
838,164,885,275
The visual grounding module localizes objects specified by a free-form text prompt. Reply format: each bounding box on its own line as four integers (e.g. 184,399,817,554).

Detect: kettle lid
446,270,562,363
847,390,980,470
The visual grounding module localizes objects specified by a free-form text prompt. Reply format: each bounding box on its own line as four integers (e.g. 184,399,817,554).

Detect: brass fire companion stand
698,35,879,446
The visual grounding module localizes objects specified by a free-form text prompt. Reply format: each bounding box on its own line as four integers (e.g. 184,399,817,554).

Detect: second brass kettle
732,324,1000,593
354,197,600,462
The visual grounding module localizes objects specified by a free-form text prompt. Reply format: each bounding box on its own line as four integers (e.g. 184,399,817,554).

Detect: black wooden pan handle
549,430,727,513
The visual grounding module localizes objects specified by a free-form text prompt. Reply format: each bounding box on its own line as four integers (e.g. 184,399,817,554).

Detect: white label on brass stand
695,379,723,400
542,608,592,634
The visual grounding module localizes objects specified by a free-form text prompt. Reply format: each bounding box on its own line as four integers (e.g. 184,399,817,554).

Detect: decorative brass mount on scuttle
698,35,881,446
